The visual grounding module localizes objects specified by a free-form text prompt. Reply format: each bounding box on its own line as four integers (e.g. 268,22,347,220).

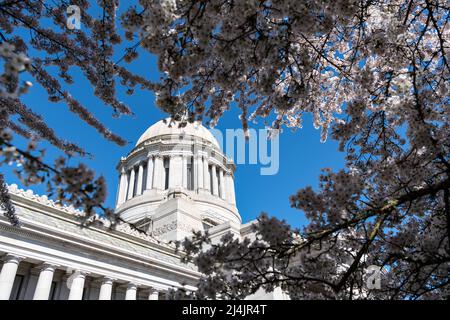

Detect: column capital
98,276,114,300
0,254,22,300
147,286,160,293
66,269,89,278
2,253,25,264
100,276,116,284
125,282,138,300
127,282,138,289
37,262,60,271
33,263,57,300
147,288,160,300
68,270,87,300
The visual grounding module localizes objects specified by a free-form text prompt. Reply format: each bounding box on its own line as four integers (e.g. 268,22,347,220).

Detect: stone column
223,172,230,202
228,173,236,205
148,290,159,300
98,277,114,300
169,155,182,188
192,155,198,191
125,283,137,300
146,157,154,190
211,164,219,196
136,163,144,196
153,156,164,190
203,159,210,193
218,168,225,199
127,168,135,200
182,156,188,189
117,169,128,206
0,254,23,300
68,271,87,300
33,263,58,300
197,156,204,190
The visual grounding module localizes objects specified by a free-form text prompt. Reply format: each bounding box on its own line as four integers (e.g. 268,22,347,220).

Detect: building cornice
5,184,193,257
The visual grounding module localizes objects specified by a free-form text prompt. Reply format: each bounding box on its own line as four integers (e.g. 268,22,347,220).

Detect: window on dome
187,157,193,190
208,165,213,194
126,170,131,198
217,170,221,198
133,167,138,197
163,157,170,190
142,164,148,192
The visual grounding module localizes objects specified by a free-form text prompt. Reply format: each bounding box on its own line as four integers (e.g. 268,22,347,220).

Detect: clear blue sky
2,4,345,229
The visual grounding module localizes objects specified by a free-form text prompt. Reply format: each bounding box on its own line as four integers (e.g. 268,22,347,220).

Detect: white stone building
0,119,287,300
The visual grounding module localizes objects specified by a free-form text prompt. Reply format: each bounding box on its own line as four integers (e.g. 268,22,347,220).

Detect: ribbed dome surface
136,118,220,148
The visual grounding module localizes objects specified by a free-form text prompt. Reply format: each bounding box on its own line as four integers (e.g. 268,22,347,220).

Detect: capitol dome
135,119,221,148
114,118,240,242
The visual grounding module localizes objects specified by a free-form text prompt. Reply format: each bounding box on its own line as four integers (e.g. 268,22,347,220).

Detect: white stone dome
136,118,220,148
116,118,239,242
